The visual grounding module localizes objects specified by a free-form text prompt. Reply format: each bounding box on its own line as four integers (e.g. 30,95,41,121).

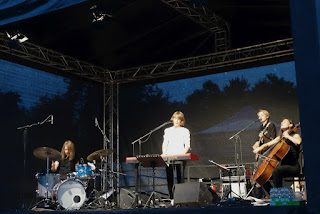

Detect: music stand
137,155,167,208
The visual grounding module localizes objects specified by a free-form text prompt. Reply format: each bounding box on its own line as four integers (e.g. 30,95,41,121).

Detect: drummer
51,140,79,180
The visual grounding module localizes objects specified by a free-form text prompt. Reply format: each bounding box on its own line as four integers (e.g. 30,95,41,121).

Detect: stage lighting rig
6,31,28,43
90,4,112,23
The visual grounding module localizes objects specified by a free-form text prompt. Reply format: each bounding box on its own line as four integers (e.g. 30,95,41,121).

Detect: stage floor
9,204,310,214
6,197,311,214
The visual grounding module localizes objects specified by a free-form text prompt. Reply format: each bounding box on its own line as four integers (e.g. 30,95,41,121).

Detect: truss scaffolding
0,33,294,85
115,38,294,84
103,82,120,200
0,32,114,83
161,0,231,52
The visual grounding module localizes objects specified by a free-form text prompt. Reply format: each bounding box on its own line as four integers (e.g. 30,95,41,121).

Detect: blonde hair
257,109,270,118
61,140,75,161
170,111,185,126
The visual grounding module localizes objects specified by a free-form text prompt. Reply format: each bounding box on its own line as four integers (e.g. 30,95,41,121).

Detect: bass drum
52,179,86,210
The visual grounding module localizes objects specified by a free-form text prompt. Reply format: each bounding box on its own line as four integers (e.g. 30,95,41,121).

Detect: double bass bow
251,124,301,186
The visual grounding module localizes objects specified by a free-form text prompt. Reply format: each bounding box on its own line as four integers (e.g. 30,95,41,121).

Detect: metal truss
0,32,114,83
115,38,294,84
103,82,120,204
0,32,294,86
161,0,231,52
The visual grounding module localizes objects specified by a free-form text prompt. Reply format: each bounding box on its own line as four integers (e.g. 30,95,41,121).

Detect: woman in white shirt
162,111,190,199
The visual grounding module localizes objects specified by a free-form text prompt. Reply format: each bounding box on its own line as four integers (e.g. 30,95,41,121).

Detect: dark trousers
262,163,300,194
165,162,185,199
272,163,300,187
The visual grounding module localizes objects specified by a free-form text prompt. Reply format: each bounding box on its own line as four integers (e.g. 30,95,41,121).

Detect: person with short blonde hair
257,109,270,118
252,110,276,153
170,111,185,127
251,109,277,198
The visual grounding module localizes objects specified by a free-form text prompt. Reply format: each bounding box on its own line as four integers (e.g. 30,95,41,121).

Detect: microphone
51,115,54,125
95,117,98,127
255,118,260,122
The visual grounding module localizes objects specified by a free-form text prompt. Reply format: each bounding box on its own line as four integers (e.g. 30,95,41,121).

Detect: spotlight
6,31,28,43
90,4,112,23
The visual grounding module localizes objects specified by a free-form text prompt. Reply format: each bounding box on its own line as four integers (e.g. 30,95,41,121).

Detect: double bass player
253,118,302,193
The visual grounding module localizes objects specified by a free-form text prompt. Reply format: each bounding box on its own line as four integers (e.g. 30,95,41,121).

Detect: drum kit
32,147,114,211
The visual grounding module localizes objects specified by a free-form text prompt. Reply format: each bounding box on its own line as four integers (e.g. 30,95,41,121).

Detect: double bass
251,124,300,186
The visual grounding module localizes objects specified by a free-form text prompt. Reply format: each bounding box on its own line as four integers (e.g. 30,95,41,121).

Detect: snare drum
52,179,86,210
76,164,92,179
35,173,61,198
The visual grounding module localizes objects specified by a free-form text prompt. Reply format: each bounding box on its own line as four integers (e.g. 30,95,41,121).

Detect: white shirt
162,126,190,155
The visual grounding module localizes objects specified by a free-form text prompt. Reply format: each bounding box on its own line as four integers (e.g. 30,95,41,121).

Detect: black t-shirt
282,138,300,166
58,157,78,179
256,121,277,153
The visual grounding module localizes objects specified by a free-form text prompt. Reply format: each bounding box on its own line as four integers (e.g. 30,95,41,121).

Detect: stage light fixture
90,4,112,23
6,31,28,43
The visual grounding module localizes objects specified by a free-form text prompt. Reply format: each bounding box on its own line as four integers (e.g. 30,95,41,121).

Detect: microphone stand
131,121,171,156
228,119,258,199
229,119,259,140
130,121,171,207
17,115,53,210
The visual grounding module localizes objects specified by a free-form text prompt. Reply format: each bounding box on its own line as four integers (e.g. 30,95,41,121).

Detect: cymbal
87,149,113,161
33,147,61,160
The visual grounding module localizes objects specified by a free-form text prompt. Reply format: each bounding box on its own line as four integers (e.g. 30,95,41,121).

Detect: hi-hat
33,147,61,160
87,149,113,161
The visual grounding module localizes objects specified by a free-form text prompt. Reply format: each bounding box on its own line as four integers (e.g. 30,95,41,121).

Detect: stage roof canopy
0,0,293,84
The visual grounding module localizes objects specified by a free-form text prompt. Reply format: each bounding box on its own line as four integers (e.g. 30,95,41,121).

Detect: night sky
0,59,296,109
0,59,68,109
150,61,296,103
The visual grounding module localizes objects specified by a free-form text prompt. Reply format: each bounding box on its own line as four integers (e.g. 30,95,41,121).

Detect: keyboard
126,153,199,164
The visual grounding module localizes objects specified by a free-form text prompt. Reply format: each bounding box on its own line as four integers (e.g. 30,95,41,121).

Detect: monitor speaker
119,189,136,209
174,182,219,207
119,188,149,209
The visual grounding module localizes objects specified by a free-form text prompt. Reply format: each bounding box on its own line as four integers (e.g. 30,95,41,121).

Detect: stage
11,203,310,214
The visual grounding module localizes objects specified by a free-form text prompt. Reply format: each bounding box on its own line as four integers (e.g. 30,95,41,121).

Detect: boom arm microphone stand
229,119,259,140
131,121,172,156
228,119,258,199
131,121,171,207
17,115,53,210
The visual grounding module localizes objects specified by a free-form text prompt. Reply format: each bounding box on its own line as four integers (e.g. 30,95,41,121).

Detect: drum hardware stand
86,155,122,209
17,115,53,210
94,117,113,200
99,168,126,208
31,152,57,210
86,185,115,209
131,121,172,207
